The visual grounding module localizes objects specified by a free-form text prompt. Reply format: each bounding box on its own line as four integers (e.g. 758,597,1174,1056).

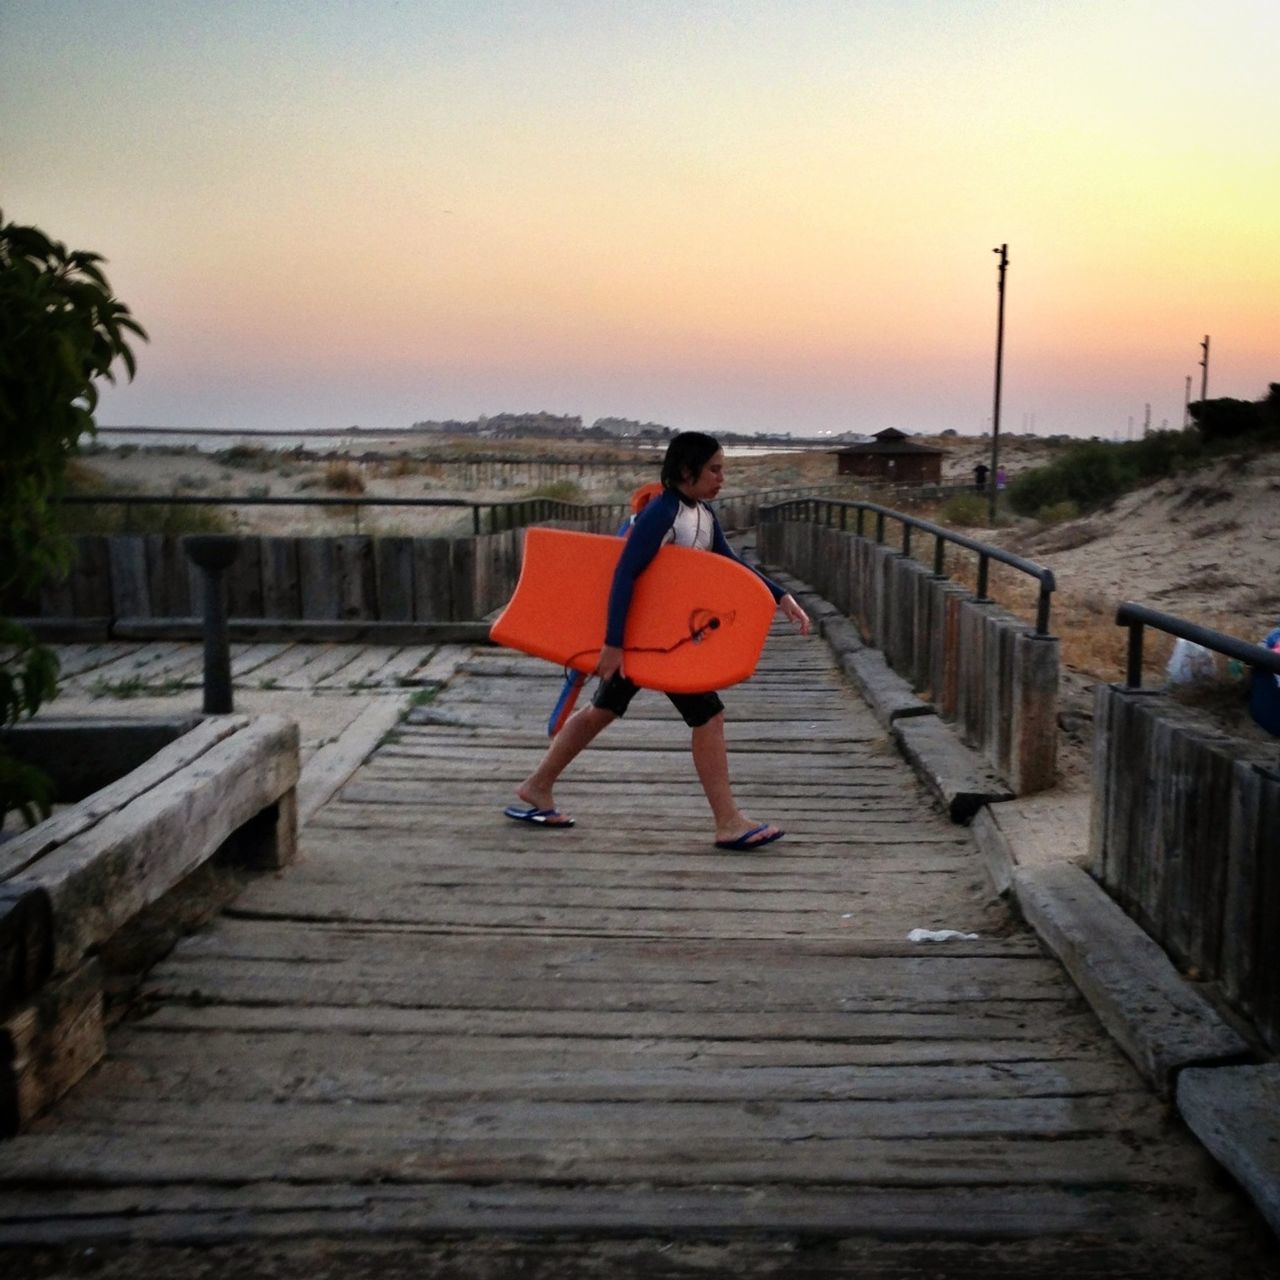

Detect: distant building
831,428,943,485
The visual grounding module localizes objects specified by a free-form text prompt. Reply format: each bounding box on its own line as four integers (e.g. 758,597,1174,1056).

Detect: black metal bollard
183,535,241,714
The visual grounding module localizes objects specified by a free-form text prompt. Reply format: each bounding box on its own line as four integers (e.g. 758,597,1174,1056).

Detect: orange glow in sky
2,0,1276,437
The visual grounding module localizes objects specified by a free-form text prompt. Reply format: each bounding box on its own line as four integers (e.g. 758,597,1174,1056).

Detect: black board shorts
591,674,724,728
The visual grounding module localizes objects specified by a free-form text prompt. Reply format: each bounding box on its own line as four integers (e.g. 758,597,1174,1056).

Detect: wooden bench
0,713,299,1135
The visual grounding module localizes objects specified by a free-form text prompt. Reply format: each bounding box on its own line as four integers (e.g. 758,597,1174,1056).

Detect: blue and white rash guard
603,487,786,649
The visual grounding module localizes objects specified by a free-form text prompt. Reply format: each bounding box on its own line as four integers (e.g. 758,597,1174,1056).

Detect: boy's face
684,449,725,502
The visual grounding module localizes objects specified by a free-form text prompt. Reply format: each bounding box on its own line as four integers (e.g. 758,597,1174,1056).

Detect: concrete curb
892,715,1014,824
841,648,936,727
1011,861,1250,1098
1178,1064,1280,1236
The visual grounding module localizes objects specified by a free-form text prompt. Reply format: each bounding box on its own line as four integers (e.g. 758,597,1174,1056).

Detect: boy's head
661,431,722,490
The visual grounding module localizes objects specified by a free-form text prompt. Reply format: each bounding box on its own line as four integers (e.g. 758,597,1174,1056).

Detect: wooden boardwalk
1,627,1275,1277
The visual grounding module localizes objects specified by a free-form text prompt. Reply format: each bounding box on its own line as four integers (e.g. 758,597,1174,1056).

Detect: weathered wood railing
1091,604,1280,1050
0,714,299,1134
16,487,846,629
758,499,1059,794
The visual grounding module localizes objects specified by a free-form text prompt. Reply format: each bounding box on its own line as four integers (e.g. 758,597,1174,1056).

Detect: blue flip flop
504,804,575,828
715,823,784,851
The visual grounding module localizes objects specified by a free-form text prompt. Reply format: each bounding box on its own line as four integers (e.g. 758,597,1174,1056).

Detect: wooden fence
6,532,525,626
1089,684,1280,1051
757,517,1058,794
8,490,798,629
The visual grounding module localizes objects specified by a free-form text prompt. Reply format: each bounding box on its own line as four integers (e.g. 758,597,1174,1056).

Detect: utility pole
1143,403,1151,437
1184,375,1192,428
989,243,1008,524
1199,335,1210,406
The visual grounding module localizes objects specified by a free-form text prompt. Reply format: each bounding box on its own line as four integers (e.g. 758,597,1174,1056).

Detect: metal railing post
1126,622,1145,688
183,535,240,715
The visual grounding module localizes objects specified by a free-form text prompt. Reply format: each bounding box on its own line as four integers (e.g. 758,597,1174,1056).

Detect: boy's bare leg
515,704,616,819
690,712,780,845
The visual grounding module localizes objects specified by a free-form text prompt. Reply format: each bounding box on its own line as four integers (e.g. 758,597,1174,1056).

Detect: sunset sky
3,0,1276,439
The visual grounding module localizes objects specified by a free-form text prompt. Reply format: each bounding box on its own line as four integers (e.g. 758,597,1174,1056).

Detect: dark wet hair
660,431,722,490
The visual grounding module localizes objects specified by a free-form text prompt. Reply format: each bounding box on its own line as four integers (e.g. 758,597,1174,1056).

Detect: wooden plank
374,536,415,621
1173,725,1233,976
448,537,476,621
259,537,301,619
1248,768,1280,1051
297,539,339,620
1218,758,1264,1013
357,643,436,687
0,1182,1222,1252
412,537,453,621
1009,631,1058,794
240,642,323,685
107,535,150,619
0,961,104,1136
95,1038,1137,1104
64,641,189,690
0,721,252,890
224,536,264,619
228,642,291,678
333,536,376,620
297,692,414,824
36,568,75,619
68,535,112,618
143,534,191,618
309,645,405,689
264,643,364,688
22,716,298,973
0,1125,1201,1189
49,642,140,679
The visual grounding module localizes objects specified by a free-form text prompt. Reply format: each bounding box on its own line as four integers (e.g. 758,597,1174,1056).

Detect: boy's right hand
595,644,624,682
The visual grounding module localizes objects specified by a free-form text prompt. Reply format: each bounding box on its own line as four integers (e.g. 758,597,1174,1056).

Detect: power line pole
1184,375,1192,428
1199,334,1210,405
989,243,1008,524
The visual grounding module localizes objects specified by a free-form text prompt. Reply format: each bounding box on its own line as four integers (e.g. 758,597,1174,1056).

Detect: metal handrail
1115,602,1280,689
761,497,1057,635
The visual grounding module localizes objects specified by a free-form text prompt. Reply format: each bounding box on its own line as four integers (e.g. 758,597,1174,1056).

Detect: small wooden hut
832,428,943,485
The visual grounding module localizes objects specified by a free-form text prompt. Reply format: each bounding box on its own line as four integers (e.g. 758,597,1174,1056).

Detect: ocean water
93,427,811,458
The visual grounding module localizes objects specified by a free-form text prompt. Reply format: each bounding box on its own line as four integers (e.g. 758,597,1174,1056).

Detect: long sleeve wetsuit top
603,487,786,649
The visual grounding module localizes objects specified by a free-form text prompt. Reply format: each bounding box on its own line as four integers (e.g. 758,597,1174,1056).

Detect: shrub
214,444,274,471
1191,396,1266,441
323,461,366,494
1007,429,1203,516
1,211,145,827
939,493,990,527
1036,500,1080,525
59,500,230,537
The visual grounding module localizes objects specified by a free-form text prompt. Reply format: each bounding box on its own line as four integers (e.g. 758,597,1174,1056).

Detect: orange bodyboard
489,527,776,693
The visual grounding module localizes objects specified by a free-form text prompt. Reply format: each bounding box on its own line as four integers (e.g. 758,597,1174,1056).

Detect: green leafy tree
0,211,146,827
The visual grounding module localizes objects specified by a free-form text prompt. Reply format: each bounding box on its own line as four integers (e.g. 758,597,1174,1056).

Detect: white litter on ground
907,928,979,942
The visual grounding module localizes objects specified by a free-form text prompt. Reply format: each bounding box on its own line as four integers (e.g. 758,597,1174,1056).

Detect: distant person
996,465,1007,491
973,462,989,491
504,431,811,850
